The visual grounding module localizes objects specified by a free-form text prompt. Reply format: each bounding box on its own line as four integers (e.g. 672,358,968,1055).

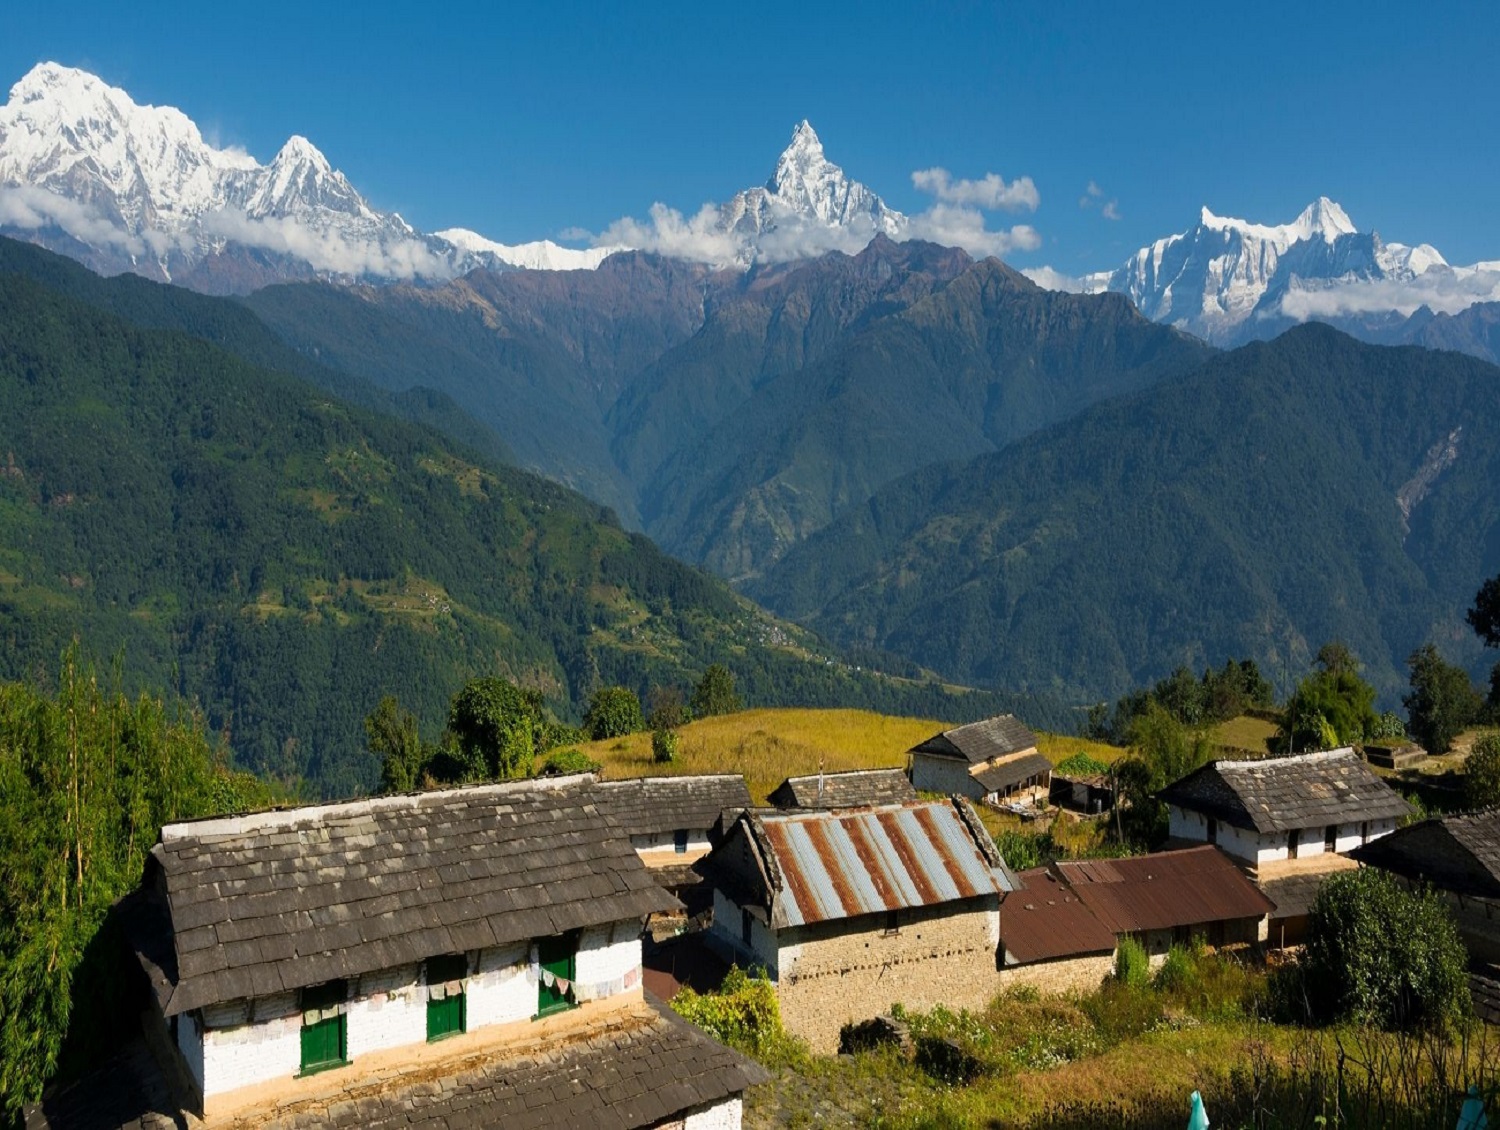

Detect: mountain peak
1293,196,1356,242
272,134,330,167
11,61,102,102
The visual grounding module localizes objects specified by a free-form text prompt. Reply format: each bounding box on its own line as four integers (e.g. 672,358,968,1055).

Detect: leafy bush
1465,733,1500,810
652,728,680,763
538,747,601,776
1054,752,1111,777
691,663,742,717
994,828,1053,870
583,685,644,740
1113,936,1150,989
1303,867,1469,1031
670,967,801,1063
1152,944,1196,993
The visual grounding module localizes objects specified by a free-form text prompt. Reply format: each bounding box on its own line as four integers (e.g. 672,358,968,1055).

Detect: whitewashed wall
467,942,533,1029
709,888,781,975
175,1010,204,1095
200,995,301,1098
1170,807,1400,867
685,1096,744,1130
909,755,978,798
348,964,424,1059
575,924,642,999
631,832,712,854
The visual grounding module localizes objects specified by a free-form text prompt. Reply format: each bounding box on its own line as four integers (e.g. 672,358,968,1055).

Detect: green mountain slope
0,270,1060,796
749,324,1500,702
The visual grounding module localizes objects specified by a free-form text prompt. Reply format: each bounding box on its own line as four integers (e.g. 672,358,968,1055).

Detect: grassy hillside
752,324,1500,703
564,707,1125,803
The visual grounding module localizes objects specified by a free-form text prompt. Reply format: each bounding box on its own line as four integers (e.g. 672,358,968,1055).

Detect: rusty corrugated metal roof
1000,868,1117,964
1055,845,1275,935
756,801,1014,927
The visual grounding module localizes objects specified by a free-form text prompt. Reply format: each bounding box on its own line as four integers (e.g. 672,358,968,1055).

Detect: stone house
767,767,917,809
595,774,752,901
1052,846,1276,961
699,798,1017,1052
1352,810,1500,964
907,715,1051,805
28,775,767,1129
997,867,1119,994
1157,748,1410,945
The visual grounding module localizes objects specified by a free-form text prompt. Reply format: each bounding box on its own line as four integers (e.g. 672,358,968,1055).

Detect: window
1325,825,1337,853
425,953,468,1042
741,907,753,947
883,910,900,936
536,932,578,1019
1287,829,1300,860
673,828,689,854
298,979,348,1075
1206,818,1217,845
1361,821,1370,844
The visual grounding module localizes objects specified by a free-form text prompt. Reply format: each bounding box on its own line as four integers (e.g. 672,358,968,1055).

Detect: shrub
652,728,680,763
583,685,644,741
1303,867,1469,1031
1152,944,1196,993
1113,936,1150,989
1465,733,1500,810
670,967,801,1063
1054,752,1111,777
538,747,601,776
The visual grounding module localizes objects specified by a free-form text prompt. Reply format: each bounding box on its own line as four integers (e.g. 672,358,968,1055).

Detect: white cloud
1102,200,1121,221
200,209,455,280
907,204,1040,257
1079,181,1121,220
1275,266,1500,321
0,184,151,254
1021,265,1090,293
594,202,746,265
911,167,1039,212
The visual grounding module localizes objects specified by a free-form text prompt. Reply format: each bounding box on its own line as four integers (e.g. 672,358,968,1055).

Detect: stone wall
910,753,979,798
684,1096,744,1130
773,900,1001,1054
997,953,1114,997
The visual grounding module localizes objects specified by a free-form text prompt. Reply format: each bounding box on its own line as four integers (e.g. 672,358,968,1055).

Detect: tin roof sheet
1055,846,1275,935
757,801,1013,927
1000,868,1117,964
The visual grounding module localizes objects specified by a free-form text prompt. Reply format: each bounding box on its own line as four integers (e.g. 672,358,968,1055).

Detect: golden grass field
558,707,1127,804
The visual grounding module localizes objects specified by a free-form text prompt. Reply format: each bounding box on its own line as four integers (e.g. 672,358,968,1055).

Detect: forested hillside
750,324,1500,702
0,266,1055,797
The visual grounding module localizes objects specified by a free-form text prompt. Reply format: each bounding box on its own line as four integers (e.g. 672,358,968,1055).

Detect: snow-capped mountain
0,63,614,291
717,121,905,249
1076,197,1494,345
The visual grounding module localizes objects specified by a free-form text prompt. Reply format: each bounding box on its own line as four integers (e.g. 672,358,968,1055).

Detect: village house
1157,748,1412,945
907,715,1052,805
595,774,752,903
1352,810,1500,965
28,775,767,1129
996,867,1119,994
698,798,1017,1052
767,767,917,809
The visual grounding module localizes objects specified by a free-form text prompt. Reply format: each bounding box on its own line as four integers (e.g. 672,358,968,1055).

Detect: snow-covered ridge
1043,196,1495,344
0,62,614,287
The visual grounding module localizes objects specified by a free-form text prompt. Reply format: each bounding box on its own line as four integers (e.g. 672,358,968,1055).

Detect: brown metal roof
1055,846,1275,935
999,868,1117,964
752,800,1016,927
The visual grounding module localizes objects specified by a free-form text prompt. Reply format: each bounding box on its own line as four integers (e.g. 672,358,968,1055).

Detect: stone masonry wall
997,953,1114,997
684,1096,744,1130
775,901,1001,1053
909,754,979,799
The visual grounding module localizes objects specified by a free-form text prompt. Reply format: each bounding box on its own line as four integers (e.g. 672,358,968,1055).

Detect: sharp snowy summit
0,63,614,291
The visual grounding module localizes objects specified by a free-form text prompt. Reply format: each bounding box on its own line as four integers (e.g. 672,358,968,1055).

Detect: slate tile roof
910,715,1039,765
141,775,679,1016
768,768,917,809
1054,846,1275,935
594,774,751,838
708,798,1016,929
1156,748,1412,834
972,753,1053,794
1351,810,1500,899
999,867,1117,964
1257,870,1337,920
28,997,769,1130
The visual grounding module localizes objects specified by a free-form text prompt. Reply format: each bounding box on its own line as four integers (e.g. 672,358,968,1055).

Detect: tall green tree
447,677,543,780
582,686,644,741
0,650,274,1119
1464,734,1500,810
366,695,425,794
1469,575,1500,648
1403,644,1482,755
1280,642,1379,751
691,664,742,718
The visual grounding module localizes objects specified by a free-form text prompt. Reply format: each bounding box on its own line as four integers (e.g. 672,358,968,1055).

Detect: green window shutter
425,953,469,1042
298,979,348,1075
536,933,578,1018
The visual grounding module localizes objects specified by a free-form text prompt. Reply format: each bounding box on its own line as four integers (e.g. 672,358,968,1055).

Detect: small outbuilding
908,715,1050,805
997,867,1119,995
767,767,917,809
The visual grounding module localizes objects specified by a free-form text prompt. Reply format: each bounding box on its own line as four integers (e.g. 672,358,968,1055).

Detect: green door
536,933,577,1018
425,953,468,1041
298,978,348,1074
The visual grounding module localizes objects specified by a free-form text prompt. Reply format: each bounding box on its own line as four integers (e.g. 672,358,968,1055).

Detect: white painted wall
200,996,302,1098
467,942,533,1030
709,888,781,975
909,754,978,798
685,1096,744,1130
175,1009,204,1095
348,963,424,1059
574,924,642,1001
631,831,712,854
1171,806,1401,867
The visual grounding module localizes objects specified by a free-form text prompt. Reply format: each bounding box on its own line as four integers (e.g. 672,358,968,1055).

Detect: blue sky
5,0,1498,271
